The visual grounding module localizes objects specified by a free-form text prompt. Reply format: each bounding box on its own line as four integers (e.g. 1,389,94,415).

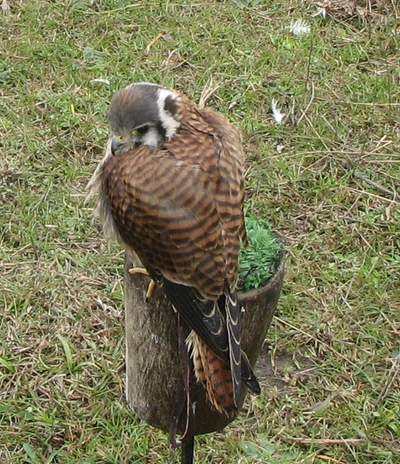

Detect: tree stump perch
124,253,285,439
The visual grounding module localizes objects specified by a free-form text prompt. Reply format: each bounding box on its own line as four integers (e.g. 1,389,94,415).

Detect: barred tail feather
187,332,236,416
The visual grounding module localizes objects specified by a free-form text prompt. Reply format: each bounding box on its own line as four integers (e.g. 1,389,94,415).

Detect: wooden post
125,255,284,436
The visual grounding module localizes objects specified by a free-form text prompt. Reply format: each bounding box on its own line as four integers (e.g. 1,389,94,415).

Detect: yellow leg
128,267,156,299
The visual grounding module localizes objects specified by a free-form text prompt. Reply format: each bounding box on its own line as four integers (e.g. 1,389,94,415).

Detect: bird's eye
135,125,149,135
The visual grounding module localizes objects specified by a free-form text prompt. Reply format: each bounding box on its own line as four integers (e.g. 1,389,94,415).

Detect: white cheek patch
156,88,181,139
142,127,162,147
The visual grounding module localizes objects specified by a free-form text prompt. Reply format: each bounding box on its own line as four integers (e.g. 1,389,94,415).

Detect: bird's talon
129,267,156,299
128,267,149,276
146,279,156,300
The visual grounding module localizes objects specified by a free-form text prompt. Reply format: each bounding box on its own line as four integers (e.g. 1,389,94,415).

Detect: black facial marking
136,125,149,135
164,94,178,116
156,122,166,141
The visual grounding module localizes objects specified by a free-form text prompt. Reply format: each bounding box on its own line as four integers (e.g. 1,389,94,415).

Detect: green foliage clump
239,216,282,292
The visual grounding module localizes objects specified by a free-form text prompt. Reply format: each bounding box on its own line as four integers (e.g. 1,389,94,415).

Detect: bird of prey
87,82,260,417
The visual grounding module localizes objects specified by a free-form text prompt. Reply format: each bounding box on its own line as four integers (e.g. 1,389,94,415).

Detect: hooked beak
111,136,124,156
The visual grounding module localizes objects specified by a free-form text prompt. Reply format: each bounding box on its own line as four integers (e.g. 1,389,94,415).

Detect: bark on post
125,255,284,436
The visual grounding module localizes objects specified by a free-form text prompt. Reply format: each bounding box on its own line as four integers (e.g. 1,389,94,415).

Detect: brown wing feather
102,143,226,299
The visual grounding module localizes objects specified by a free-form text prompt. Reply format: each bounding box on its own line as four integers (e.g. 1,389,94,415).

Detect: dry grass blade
1,0,10,15
376,351,400,405
198,77,221,108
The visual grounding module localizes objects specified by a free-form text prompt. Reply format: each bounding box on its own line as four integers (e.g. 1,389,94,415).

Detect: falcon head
108,82,182,155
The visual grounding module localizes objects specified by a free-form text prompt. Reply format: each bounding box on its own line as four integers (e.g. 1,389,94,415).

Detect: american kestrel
88,82,260,416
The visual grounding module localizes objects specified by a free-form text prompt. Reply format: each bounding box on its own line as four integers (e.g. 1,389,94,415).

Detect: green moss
238,216,282,292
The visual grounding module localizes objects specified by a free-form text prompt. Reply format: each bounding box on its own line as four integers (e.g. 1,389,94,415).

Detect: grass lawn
1,0,399,463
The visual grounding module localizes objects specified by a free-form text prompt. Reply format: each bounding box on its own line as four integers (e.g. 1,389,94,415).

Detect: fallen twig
283,436,365,446
353,171,400,202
